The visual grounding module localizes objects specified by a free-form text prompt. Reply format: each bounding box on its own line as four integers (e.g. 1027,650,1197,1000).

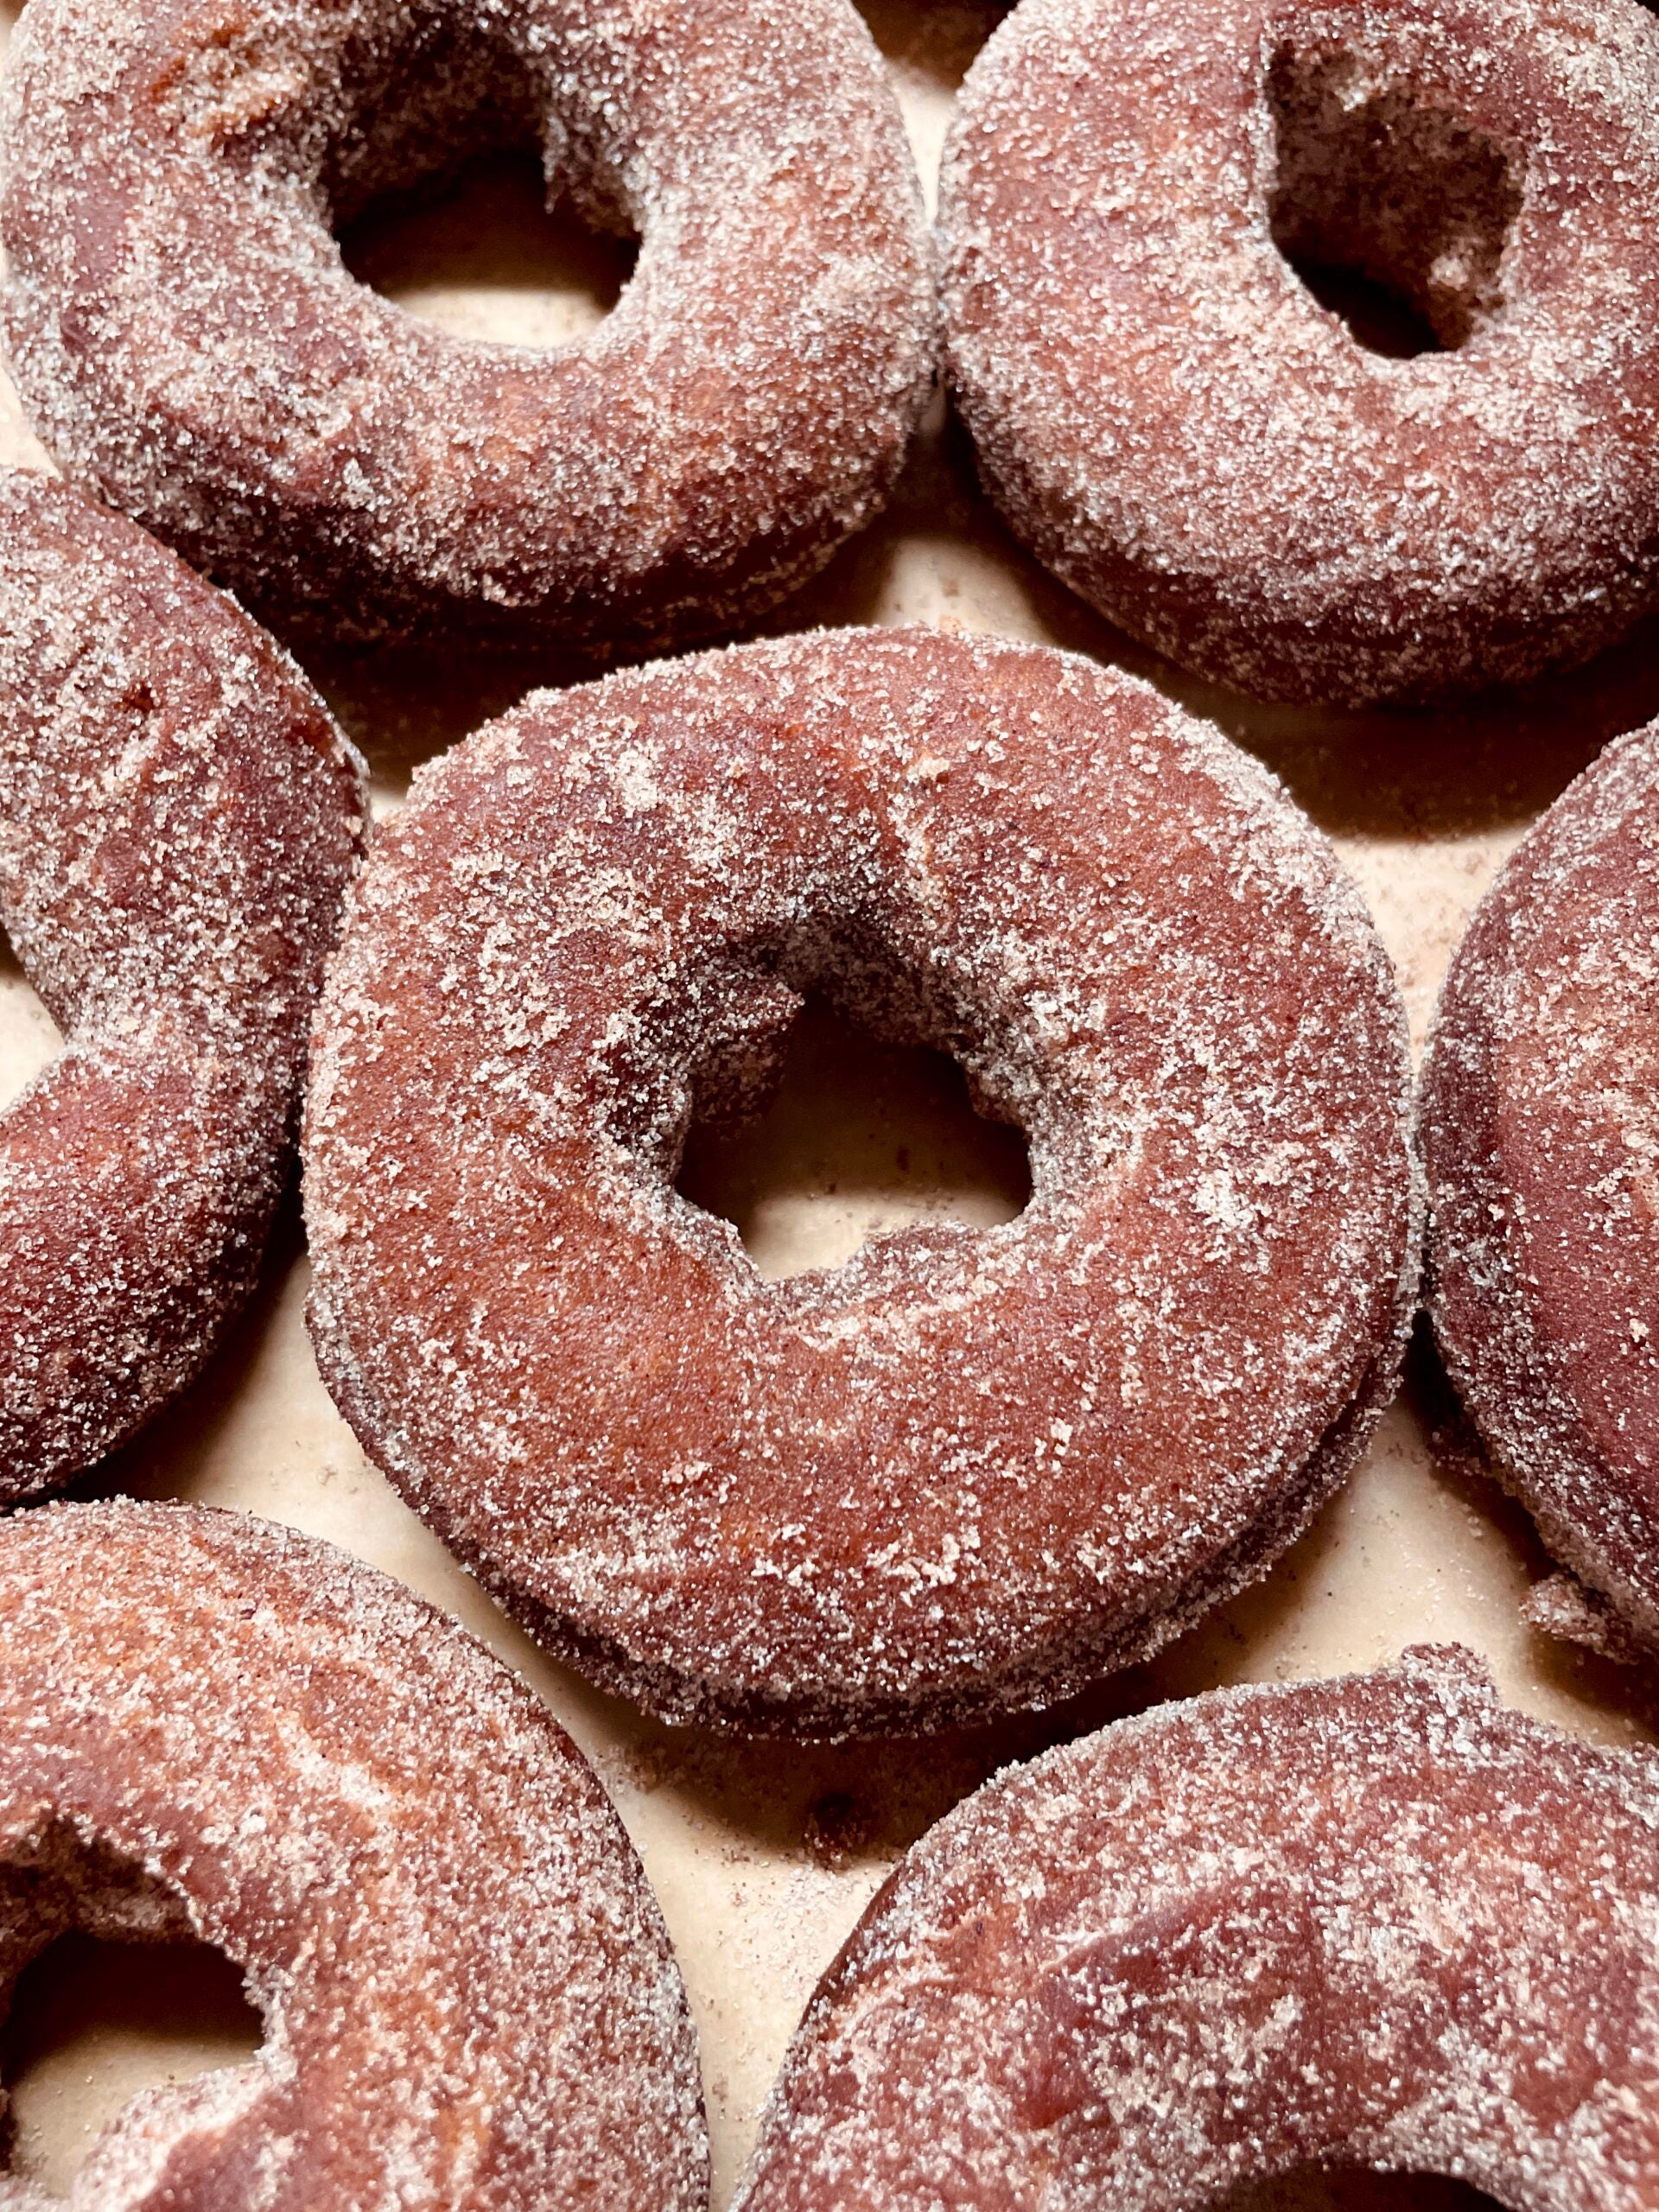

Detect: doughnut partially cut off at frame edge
0,465,365,1508
1421,715,1659,1665
0,0,938,651
733,1646,1659,2210
0,1497,710,2212
938,0,1659,705
302,625,1421,1740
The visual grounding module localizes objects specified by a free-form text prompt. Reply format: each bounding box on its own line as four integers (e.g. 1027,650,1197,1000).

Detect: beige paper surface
2,3,1656,2202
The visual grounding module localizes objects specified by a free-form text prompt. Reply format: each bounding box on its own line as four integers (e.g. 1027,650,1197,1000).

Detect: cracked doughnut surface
1421,719,1659,1657
734,1648,1659,2211
938,0,1659,705
0,468,363,1507
0,0,936,650
0,1500,709,2212
303,627,1417,1738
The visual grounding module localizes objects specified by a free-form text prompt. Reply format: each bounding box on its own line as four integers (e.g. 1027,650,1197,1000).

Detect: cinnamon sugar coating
0,0,936,651
0,1500,709,2212
0,469,363,1508
938,0,1659,706
734,1648,1659,2209
1422,720,1659,1656
303,629,1418,1738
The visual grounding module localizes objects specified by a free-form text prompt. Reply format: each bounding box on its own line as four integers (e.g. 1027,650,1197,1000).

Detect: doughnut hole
315,16,639,348
0,926,61,1116
339,150,637,350
1,1827,265,2200
650,931,1035,1281
677,993,1033,1279
1217,2169,1503,2209
1268,45,1522,358
851,1,1014,213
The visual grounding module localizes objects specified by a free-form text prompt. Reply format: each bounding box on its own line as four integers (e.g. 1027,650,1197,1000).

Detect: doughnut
0,0,936,651
734,1646,1659,2209
937,0,1659,706
0,467,363,1508
0,1498,708,2211
1421,720,1659,1659
302,627,1419,1738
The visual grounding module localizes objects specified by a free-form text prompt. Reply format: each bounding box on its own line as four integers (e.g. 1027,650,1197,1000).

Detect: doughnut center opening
1268,49,1521,357
324,21,638,348
1216,2170,1504,2209
2,1934,264,2198
676,994,1032,1281
340,149,637,349
853,0,1012,89
0,922,63,1116
852,2,1014,212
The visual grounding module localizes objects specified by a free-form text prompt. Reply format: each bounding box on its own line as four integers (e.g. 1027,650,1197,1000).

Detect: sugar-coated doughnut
303,628,1418,1738
0,469,363,1507
0,1500,709,2212
1421,721,1659,1658
0,0,936,650
735,1647,1659,2209
938,0,1659,705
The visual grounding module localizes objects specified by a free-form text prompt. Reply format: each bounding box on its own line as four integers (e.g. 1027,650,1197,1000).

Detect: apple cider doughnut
735,1649,1659,2209
0,1499,709,2212
938,0,1659,705
1421,720,1659,1660
303,628,1418,1738
0,0,936,650
0,469,363,1508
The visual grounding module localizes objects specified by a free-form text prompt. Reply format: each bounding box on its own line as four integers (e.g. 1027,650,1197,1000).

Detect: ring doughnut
1421,720,1659,1658
938,0,1659,705
0,0,936,650
0,469,363,1508
0,1499,708,2212
302,627,1418,1738
734,1646,1659,2208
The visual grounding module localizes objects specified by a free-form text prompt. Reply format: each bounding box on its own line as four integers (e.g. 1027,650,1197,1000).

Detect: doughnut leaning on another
1421,720,1659,1662
938,0,1659,705
0,1500,709,2212
303,627,1419,1738
0,0,937,651
0,467,363,1509
734,1647,1659,2210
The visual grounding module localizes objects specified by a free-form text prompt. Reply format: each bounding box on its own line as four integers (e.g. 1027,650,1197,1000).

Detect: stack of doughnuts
4,0,1659,2198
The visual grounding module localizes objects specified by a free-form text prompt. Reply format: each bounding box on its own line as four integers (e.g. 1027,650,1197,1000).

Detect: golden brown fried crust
0,0,937,649
303,627,1418,1738
0,1500,709,2212
0,469,365,1505
734,1649,1659,2210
